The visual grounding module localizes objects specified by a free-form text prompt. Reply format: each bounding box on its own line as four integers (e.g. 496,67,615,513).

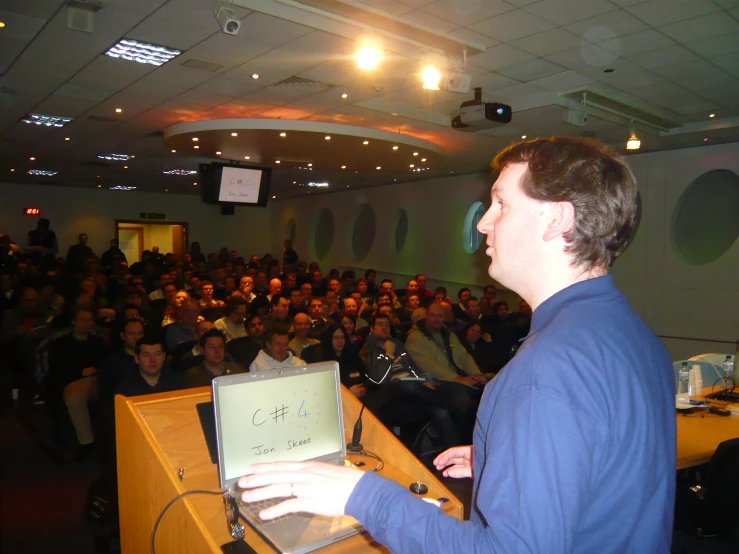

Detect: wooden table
676,387,739,469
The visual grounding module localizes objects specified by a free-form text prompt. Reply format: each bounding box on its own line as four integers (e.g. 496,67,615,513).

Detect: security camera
214,4,240,35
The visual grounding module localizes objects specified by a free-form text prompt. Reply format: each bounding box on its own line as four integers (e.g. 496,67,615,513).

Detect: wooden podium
115,387,463,553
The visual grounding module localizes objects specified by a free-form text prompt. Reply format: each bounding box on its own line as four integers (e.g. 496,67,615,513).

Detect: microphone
347,404,365,452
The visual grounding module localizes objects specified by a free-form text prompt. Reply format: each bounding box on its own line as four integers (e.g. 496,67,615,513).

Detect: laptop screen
215,366,344,482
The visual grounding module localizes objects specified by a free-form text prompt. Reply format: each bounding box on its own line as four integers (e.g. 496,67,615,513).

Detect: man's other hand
238,461,364,520
434,446,473,479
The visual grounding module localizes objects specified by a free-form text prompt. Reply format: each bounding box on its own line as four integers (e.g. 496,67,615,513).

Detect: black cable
350,449,384,472
151,489,225,554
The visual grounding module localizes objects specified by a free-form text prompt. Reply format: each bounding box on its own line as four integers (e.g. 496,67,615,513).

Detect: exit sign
140,213,165,220
24,207,41,215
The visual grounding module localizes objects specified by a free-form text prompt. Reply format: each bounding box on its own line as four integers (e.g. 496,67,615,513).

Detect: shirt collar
525,274,618,339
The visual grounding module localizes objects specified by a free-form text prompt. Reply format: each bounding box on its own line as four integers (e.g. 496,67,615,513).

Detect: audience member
261,295,292,332
184,329,245,387
479,285,497,316
164,298,200,351
316,324,365,398
288,313,319,357
117,333,184,396
245,314,265,340
214,298,248,342
198,280,225,308
100,239,127,273
282,239,299,266
250,327,305,372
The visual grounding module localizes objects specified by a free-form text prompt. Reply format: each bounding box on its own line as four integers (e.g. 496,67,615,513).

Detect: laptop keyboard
238,497,292,525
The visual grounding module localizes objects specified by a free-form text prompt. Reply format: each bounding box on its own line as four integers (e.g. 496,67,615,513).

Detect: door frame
114,220,190,259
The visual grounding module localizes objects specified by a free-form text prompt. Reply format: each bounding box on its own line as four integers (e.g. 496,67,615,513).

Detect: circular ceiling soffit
163,119,445,171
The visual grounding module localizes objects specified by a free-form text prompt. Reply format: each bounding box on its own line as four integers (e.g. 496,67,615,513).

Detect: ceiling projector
450,88,512,132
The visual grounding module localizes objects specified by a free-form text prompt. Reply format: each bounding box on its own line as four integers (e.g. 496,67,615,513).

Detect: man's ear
542,201,576,242
134,354,140,365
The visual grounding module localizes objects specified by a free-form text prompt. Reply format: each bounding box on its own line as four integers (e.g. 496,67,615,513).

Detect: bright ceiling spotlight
280,132,286,137
626,126,640,151
421,65,442,91
356,42,381,70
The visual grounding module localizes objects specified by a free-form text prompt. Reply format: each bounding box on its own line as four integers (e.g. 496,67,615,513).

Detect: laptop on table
212,361,364,554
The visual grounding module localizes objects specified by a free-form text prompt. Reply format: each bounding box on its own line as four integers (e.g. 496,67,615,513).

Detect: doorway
115,220,188,262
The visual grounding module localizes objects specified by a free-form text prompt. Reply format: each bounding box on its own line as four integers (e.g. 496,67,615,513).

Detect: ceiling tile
685,31,739,57
395,0,436,8
712,53,739,78
154,0,248,28
624,0,720,27
235,12,314,47
505,0,541,7
598,29,675,56
353,0,414,17
523,0,619,26
420,0,515,27
468,43,535,72
713,0,739,8
126,14,216,51
472,72,522,91
399,9,460,33
628,45,700,70
446,27,500,49
669,101,721,115
297,59,359,86
563,9,649,42
545,44,620,70
596,69,668,90
509,28,583,56
186,35,270,69
468,9,554,42
527,70,596,92
658,11,739,43
574,56,644,78
609,0,649,7
192,76,262,98
498,59,567,82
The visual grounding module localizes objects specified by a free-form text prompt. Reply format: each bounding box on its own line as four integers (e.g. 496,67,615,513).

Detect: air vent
88,115,118,123
181,59,224,72
67,7,94,33
269,76,333,93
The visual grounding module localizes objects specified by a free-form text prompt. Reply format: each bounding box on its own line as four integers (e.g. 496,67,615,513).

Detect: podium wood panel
116,386,463,554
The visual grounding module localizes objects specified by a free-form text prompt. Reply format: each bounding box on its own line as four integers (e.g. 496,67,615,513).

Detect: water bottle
723,355,735,388
677,362,690,402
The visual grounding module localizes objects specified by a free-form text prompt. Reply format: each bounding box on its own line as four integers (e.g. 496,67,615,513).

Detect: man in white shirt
250,327,305,373
214,297,248,342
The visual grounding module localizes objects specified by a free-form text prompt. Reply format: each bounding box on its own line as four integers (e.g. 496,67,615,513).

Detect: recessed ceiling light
409,164,414,168
65,137,70,141
165,189,168,192
27,169,57,176
216,151,222,155
376,166,381,170
709,113,715,118
363,140,369,145
392,145,398,150
171,149,176,153
324,136,331,140
10,169,14,172
341,165,346,169
280,132,287,137
231,132,238,137
307,163,312,167
194,145,199,149
356,45,381,70
272,195,276,199
0,22,5,28
97,185,101,188
98,154,135,161
341,93,348,99
293,181,297,184
22,113,72,127
105,38,182,66
124,165,128,169
521,135,527,139
192,137,198,141
251,73,260,79
703,137,708,142
275,160,281,164
421,158,426,162
163,169,197,175
115,108,123,113
244,156,250,160
346,185,350,188
413,152,418,156
193,182,197,186
29,157,36,161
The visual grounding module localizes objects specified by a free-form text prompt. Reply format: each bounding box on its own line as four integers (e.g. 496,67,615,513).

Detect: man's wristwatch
223,494,246,540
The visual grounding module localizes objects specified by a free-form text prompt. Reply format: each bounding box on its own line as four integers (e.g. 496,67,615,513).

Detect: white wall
0,184,273,259
272,142,739,360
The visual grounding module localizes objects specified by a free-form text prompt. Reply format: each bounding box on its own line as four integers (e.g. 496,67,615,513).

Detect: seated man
266,278,283,302
397,293,421,323
453,287,471,318
261,295,293,332
245,314,265,341
307,297,328,338
183,329,245,387
116,332,185,396
288,288,306,317
378,279,401,310
479,284,497,316
288,313,319,357
198,280,225,308
250,327,306,373
405,302,485,387
214,297,248,342
333,298,368,330
164,298,200,351
359,314,418,384
47,306,108,454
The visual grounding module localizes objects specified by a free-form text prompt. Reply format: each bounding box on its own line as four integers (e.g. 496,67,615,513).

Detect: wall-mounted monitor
199,162,272,207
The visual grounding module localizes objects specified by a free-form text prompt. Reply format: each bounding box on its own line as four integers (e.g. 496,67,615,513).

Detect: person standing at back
237,137,676,554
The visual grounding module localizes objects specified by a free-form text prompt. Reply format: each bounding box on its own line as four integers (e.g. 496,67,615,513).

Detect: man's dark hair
270,294,287,307
364,269,376,278
492,301,509,313
463,296,479,309
199,328,226,348
457,287,471,299
415,274,425,281
309,297,323,306
341,270,355,280
370,313,391,328
264,325,290,344
380,279,393,286
124,317,145,333
245,314,262,327
38,218,50,228
224,297,247,315
71,305,93,321
493,136,637,269
484,285,496,294
134,332,164,355
78,233,88,240
434,286,447,295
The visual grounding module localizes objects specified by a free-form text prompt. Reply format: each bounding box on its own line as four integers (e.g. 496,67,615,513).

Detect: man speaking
238,137,675,553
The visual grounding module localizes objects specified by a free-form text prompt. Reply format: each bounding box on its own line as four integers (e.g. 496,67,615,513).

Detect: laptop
212,361,364,554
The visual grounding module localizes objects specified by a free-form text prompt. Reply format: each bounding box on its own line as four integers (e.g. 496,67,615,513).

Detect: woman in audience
340,315,362,345
162,290,190,327
315,324,365,398
460,322,497,375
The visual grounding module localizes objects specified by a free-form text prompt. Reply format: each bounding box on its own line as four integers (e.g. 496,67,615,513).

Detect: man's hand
349,383,366,398
434,446,473,479
456,375,482,388
82,366,96,377
238,461,364,520
383,340,396,357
